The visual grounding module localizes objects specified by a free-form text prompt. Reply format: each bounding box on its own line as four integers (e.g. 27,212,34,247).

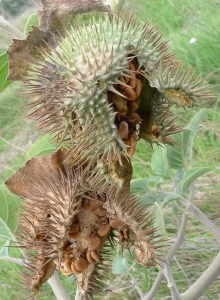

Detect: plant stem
185,201,220,244
105,0,125,12
0,256,23,266
143,213,188,300
163,262,181,300
48,270,70,300
0,17,25,39
181,250,220,300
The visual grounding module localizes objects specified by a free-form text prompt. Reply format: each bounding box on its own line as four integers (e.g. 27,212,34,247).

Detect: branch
48,270,70,300
0,17,25,40
181,250,220,300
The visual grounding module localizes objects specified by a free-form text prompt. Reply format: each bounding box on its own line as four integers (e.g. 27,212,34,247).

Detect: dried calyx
5,0,213,298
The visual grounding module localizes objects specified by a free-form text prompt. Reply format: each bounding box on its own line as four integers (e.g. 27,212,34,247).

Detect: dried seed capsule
117,121,129,140
84,235,100,250
90,250,100,262
90,201,107,216
64,258,73,272
97,223,110,236
86,250,95,264
75,257,89,272
110,219,125,229
69,223,80,234
71,261,81,274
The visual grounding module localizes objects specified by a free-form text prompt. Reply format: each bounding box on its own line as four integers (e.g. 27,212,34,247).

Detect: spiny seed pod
13,11,212,168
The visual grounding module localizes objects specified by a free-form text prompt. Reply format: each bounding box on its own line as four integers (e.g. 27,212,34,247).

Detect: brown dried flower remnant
5,0,213,298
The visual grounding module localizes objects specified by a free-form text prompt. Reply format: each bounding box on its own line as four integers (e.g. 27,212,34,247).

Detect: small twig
0,137,27,153
0,17,25,39
128,272,144,299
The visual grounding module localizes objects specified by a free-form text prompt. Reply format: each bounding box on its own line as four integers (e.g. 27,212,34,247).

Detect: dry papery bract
5,0,214,298
5,150,163,298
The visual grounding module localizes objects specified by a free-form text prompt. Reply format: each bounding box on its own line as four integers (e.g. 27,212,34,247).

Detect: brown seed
111,94,128,113
60,267,73,277
134,114,141,125
86,251,95,264
128,100,138,111
128,76,137,89
69,223,80,234
127,144,136,158
97,223,110,236
90,250,100,262
118,76,127,89
121,86,136,101
71,261,81,274
64,246,73,255
64,258,73,272
82,197,92,209
117,121,129,140
129,62,136,71
134,80,142,98
124,75,129,83
90,201,107,216
110,219,125,229
75,257,89,272
68,231,79,238
84,235,100,250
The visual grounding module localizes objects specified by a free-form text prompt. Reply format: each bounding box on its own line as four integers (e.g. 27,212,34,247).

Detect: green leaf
0,217,15,241
177,167,212,195
130,178,149,194
0,185,20,232
24,13,39,34
186,108,208,132
0,240,10,257
166,129,192,169
112,256,128,274
0,51,12,93
185,108,208,156
162,194,183,208
151,146,170,176
140,191,164,207
26,134,57,160
151,202,167,246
